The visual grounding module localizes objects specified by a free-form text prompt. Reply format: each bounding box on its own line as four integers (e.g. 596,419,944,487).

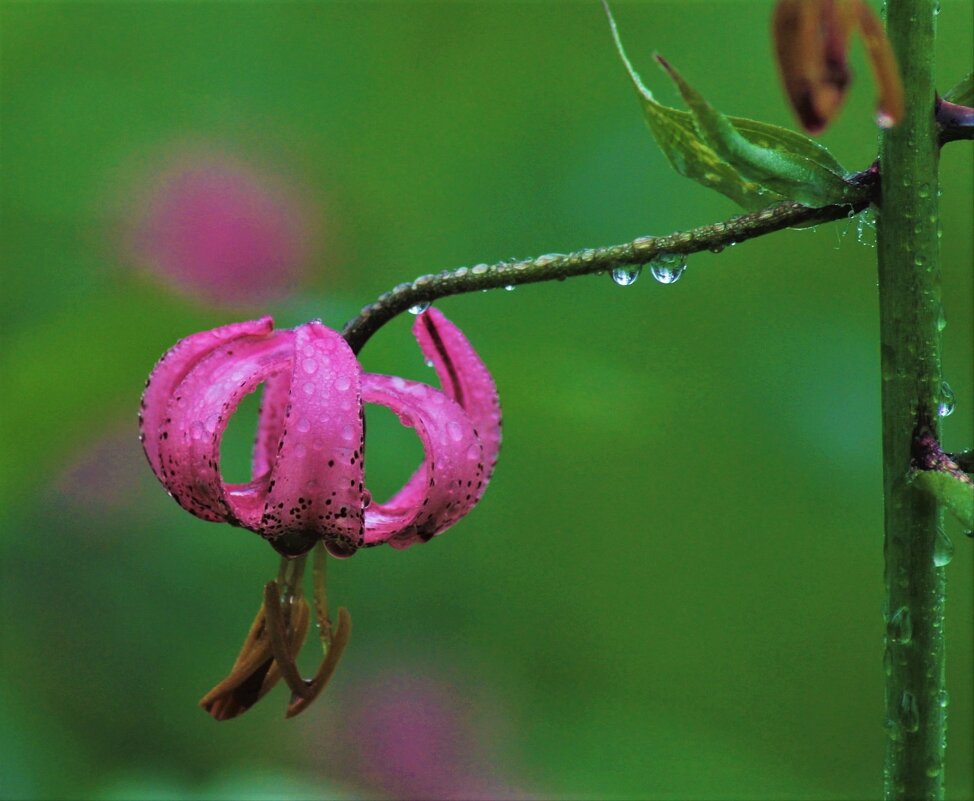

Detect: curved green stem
341,183,874,353
877,1,947,798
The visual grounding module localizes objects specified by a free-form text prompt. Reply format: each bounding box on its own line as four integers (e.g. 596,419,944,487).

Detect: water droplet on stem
887,606,913,645
937,381,954,417
933,528,954,567
611,267,641,287
649,252,687,284
899,691,920,733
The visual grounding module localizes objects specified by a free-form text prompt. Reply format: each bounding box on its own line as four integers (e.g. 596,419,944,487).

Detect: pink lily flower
140,309,501,558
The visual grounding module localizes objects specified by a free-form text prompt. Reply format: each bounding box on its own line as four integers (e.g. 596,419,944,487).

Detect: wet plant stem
877,0,948,798
341,184,874,354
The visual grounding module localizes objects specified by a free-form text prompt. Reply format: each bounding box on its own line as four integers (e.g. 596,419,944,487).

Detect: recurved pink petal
362,375,486,550
258,323,367,558
413,309,501,485
158,328,294,524
141,318,274,484
252,371,291,480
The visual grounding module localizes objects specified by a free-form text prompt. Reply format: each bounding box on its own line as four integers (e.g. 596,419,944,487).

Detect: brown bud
772,0,903,134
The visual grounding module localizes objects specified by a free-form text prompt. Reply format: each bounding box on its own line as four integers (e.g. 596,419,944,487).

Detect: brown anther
200,542,351,720
199,593,310,721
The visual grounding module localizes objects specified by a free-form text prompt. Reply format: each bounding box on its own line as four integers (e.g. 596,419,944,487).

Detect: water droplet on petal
335,375,352,392
466,443,480,461
294,443,307,458
341,424,354,441
611,267,640,287
398,413,414,428
649,252,687,284
887,606,913,645
302,358,318,375
424,358,434,368
409,302,430,315
362,489,372,508
303,381,315,396
933,528,954,567
447,421,464,442
190,421,205,440
899,691,920,733
937,381,954,417
297,417,311,433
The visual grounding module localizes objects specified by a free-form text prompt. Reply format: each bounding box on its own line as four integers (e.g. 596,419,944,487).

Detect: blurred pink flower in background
317,670,529,800
124,147,320,306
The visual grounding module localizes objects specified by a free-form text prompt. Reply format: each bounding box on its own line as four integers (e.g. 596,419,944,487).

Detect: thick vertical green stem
877,1,946,799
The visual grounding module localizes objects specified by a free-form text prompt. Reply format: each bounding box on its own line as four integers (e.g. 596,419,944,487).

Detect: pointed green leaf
656,56,855,208
604,2,779,210
914,470,974,530
944,72,973,105
603,1,853,210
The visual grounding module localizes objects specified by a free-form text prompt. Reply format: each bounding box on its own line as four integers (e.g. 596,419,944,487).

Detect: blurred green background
1,2,971,799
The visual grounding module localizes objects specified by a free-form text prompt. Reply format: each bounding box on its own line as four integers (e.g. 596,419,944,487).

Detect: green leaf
914,470,974,530
656,56,855,208
603,1,853,210
943,72,973,105
603,1,778,210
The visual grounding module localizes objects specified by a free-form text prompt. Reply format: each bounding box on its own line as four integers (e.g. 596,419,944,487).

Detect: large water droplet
504,284,516,292
918,183,931,198
611,266,641,286
887,606,913,645
408,302,430,315
899,691,920,733
933,528,954,567
937,689,949,709
937,381,954,417
649,252,687,284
